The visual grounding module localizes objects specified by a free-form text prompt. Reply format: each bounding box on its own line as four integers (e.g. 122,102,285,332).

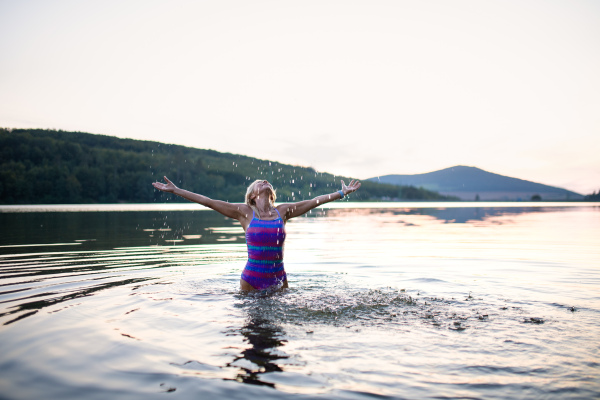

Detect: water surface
1,203,599,399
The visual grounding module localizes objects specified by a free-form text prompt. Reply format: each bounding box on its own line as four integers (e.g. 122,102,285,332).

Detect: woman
152,176,361,291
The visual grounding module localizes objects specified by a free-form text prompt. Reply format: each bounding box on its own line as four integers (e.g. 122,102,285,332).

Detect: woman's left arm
279,180,361,221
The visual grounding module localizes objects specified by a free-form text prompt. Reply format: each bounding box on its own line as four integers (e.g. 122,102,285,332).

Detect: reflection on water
0,210,246,255
0,204,586,254
0,203,599,399
399,206,550,223
228,306,289,387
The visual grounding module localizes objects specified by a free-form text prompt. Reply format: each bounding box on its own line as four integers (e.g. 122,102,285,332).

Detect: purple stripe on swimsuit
241,209,286,290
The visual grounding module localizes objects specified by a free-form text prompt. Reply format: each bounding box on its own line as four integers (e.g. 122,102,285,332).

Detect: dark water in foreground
0,203,599,399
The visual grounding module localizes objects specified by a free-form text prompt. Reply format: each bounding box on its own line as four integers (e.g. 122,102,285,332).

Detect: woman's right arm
152,176,249,221
279,179,361,221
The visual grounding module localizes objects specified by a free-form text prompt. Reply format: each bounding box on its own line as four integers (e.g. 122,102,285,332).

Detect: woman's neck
254,197,273,219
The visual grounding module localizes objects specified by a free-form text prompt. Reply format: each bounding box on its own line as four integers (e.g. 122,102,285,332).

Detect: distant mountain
368,166,583,201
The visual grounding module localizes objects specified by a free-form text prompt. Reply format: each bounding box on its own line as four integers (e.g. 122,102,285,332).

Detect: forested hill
0,128,453,204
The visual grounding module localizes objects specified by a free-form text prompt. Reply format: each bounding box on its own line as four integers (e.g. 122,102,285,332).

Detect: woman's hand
152,176,178,193
341,179,361,195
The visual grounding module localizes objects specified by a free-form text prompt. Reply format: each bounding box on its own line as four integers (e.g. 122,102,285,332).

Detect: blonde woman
152,177,361,291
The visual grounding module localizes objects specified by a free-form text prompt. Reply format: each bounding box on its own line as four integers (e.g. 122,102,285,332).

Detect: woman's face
257,180,272,191
254,180,274,201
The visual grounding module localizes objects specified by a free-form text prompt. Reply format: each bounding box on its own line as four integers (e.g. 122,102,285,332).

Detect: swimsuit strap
252,209,256,220
275,209,282,219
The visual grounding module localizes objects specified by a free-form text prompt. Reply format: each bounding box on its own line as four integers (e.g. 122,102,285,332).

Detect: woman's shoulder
275,203,288,213
236,204,255,231
236,203,254,217
275,203,293,221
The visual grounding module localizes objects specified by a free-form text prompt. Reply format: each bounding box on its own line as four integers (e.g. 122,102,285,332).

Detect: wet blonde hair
245,180,277,215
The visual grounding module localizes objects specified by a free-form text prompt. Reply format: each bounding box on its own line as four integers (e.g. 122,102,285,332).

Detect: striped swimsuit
241,209,287,290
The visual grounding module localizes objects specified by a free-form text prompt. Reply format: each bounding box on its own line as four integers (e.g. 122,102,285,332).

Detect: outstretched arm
152,176,250,221
278,180,361,221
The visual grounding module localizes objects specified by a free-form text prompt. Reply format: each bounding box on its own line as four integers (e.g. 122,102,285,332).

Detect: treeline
584,190,600,201
0,128,455,204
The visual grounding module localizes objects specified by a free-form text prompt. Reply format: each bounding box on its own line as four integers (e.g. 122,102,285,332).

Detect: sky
1,0,599,194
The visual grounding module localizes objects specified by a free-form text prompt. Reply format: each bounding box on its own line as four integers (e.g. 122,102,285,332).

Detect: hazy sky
1,0,599,194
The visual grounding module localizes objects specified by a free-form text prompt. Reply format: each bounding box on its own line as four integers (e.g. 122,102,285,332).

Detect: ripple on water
1,243,599,399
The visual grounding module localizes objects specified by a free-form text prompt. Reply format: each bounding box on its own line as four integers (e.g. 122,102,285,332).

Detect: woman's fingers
339,179,360,194
151,176,177,193
348,180,360,192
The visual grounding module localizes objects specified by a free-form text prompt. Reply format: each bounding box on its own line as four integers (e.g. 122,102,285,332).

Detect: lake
0,202,599,399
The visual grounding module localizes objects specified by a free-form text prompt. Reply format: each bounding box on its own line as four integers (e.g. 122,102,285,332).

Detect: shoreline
1,201,599,213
